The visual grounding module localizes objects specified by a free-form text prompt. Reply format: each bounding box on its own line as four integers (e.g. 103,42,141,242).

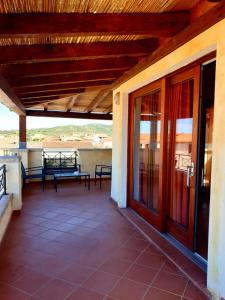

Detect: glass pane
202,105,213,187
133,90,161,212
168,80,193,228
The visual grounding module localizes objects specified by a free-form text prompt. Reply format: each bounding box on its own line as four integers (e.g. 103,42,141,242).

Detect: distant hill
0,124,112,140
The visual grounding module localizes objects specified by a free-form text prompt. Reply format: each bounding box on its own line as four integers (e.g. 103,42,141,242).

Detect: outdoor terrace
0,181,209,300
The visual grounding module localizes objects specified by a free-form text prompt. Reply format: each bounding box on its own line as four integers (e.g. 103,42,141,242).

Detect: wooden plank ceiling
0,0,221,118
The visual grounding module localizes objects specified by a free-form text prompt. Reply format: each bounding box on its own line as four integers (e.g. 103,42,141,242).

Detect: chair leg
42,177,44,192
95,174,96,185
100,175,102,189
54,176,57,192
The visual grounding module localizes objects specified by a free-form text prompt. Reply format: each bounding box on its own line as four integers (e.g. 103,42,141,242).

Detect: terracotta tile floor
0,181,210,300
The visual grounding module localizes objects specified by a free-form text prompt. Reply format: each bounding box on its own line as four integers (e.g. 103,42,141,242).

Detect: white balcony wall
111,18,225,300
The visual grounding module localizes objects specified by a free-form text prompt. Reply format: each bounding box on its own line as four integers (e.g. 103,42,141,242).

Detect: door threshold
118,207,211,299
164,233,207,272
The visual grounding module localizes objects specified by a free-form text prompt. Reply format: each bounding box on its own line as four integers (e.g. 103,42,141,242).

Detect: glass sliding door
133,91,161,211
166,67,200,249
168,79,193,229
128,80,165,230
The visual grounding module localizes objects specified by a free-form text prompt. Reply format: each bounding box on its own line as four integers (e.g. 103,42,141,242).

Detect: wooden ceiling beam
21,95,77,102
14,80,112,94
23,97,71,106
0,12,190,39
25,109,112,120
0,74,25,115
82,1,225,115
85,89,112,112
108,0,225,91
10,70,123,88
191,0,218,20
19,88,85,99
66,95,81,112
22,96,62,104
103,105,113,114
0,39,158,64
2,57,141,79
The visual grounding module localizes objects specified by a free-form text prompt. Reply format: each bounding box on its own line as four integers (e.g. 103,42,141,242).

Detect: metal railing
42,151,78,169
0,165,6,199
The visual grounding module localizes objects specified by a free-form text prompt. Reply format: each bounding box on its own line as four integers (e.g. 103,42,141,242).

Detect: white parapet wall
0,194,13,244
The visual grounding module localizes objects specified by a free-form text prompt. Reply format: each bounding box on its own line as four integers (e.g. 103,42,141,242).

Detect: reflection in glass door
133,90,161,212
167,67,200,249
168,80,193,228
128,80,164,230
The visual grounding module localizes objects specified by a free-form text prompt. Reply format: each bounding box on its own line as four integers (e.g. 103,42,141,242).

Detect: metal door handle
187,162,194,188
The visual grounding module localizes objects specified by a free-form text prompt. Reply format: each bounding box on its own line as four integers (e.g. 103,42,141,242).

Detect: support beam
19,115,26,149
2,57,141,78
191,0,218,20
10,70,124,88
19,88,85,99
0,39,158,64
22,96,62,104
86,89,112,112
66,95,80,112
0,12,190,39
26,109,112,120
0,74,25,115
14,80,113,94
103,105,113,114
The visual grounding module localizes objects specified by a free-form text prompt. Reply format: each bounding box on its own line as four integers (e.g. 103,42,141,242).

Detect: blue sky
0,103,112,130
140,119,192,134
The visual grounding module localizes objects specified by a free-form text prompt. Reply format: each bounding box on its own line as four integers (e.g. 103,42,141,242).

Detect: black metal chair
95,165,112,189
21,162,44,190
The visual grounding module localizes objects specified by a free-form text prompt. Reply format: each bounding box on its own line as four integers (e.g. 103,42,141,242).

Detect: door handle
187,162,194,188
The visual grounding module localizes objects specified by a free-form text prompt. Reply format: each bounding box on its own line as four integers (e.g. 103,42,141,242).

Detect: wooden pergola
0,0,223,147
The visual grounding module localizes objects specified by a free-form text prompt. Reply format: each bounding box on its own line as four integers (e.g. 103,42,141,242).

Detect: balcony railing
0,165,6,199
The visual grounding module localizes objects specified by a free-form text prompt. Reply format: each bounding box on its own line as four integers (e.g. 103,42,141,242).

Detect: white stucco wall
111,18,225,300
0,194,13,244
78,149,112,178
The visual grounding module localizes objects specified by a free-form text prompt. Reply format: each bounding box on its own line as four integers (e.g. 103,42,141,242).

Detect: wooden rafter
99,0,225,98
0,39,158,64
19,88,85,99
0,74,25,115
21,95,64,102
10,70,123,88
0,12,190,38
66,95,81,112
103,105,113,114
24,98,62,106
14,80,112,94
2,57,141,79
25,109,112,120
85,89,112,112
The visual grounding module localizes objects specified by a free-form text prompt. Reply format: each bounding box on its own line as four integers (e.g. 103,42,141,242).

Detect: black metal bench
42,151,81,189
